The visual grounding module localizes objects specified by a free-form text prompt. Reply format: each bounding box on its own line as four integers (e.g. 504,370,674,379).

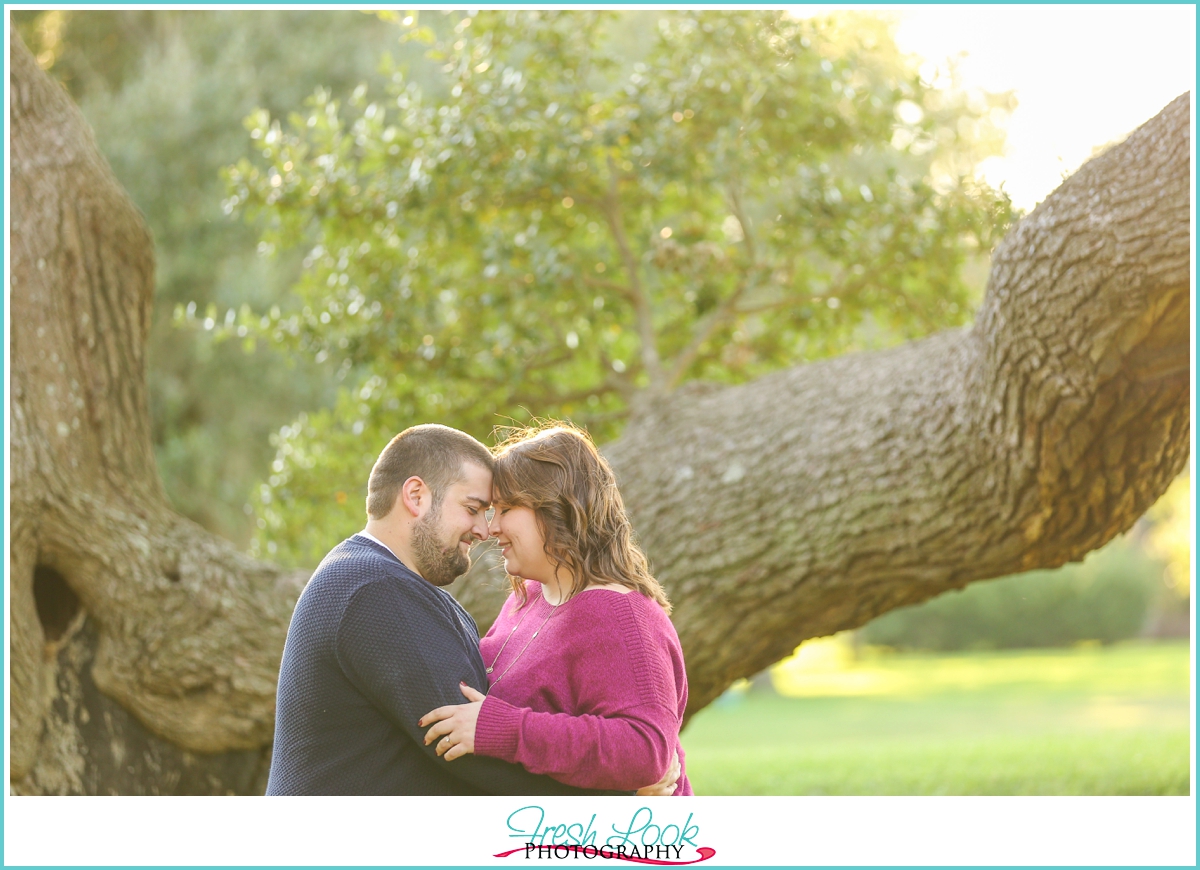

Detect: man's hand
636,751,680,796
419,683,485,761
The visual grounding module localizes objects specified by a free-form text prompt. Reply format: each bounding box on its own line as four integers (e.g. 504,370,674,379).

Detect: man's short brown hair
366,424,494,520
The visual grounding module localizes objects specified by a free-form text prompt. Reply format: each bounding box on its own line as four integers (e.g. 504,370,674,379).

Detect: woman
419,423,692,795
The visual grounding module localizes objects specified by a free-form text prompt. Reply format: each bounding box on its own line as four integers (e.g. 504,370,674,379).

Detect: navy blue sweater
266,535,604,795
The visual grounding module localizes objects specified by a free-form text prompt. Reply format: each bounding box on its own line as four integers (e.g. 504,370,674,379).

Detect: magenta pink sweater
474,582,693,795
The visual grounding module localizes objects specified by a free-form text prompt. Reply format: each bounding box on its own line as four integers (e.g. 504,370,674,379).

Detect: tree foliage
224,10,1015,566
858,538,1166,651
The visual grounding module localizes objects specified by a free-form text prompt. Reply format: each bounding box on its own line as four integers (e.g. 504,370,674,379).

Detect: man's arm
335,579,617,795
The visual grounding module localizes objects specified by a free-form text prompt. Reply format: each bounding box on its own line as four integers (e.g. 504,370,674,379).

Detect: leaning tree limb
603,91,1190,709
9,33,308,793
9,25,1189,793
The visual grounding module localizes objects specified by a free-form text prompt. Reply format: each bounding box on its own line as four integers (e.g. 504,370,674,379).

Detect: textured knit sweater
266,535,609,795
475,582,693,794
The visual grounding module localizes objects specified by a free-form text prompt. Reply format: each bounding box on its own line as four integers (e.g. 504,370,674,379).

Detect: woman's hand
419,683,485,761
635,751,680,796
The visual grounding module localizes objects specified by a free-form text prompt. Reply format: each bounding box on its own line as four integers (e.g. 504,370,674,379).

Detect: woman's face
488,503,554,582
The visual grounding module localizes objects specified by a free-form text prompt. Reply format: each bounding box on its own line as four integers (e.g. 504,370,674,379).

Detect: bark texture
600,94,1192,710
9,33,308,792
9,25,1190,793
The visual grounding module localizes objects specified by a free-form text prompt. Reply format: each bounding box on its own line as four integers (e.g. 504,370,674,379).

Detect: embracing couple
266,422,692,796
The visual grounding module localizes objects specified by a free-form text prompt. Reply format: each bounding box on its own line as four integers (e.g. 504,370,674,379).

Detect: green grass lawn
680,640,1191,795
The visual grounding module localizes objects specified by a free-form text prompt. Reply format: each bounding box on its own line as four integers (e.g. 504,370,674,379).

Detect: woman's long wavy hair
491,422,671,614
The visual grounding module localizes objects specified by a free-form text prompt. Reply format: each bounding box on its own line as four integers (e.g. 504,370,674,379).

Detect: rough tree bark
9,33,308,794
9,28,1190,794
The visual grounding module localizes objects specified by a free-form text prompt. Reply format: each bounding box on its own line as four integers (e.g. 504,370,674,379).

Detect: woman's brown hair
491,422,671,613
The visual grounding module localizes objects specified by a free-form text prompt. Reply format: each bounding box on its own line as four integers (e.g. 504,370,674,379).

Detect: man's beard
411,504,471,587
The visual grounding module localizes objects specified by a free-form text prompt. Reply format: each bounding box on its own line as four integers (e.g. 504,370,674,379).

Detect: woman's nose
487,514,500,536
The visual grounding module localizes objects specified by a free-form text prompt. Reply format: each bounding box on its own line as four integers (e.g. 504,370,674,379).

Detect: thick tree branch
607,93,1191,713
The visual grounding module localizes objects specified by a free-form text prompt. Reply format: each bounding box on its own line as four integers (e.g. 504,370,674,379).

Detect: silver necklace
486,598,561,685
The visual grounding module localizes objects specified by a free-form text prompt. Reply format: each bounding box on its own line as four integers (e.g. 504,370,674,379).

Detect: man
266,423,606,794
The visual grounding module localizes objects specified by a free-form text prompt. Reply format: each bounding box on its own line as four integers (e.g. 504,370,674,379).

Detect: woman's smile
488,504,553,582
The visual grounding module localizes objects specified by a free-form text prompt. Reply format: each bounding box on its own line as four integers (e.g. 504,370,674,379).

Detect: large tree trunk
9,33,307,793
9,28,1190,794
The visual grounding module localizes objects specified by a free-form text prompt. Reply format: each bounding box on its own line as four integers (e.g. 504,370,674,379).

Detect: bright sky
803,4,1196,212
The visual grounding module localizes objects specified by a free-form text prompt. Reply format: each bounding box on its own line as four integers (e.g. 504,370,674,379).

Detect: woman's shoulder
564,585,676,636
582,582,668,609
564,586,685,706
567,583,639,611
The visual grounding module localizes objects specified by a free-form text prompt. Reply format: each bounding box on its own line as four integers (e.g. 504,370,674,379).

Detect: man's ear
399,476,430,519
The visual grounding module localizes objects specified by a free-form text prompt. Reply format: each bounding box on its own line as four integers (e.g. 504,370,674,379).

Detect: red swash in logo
494,845,717,865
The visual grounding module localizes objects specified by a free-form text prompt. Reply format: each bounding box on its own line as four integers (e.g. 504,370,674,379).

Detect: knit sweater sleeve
474,594,683,792
475,697,677,791
335,578,606,796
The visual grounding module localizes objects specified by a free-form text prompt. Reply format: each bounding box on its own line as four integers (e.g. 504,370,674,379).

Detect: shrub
859,539,1164,651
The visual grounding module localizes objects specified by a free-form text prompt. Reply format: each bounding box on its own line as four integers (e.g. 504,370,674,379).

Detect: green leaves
229,10,1015,565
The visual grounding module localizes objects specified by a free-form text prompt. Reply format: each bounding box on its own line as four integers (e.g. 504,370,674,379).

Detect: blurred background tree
220,10,1015,566
859,539,1167,650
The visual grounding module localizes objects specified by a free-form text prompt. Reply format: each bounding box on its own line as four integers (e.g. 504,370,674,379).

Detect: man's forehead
453,461,493,503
